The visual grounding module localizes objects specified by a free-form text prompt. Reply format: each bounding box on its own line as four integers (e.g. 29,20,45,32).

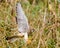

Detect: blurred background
0,0,60,48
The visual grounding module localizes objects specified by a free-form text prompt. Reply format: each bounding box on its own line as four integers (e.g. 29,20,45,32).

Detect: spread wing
16,2,29,33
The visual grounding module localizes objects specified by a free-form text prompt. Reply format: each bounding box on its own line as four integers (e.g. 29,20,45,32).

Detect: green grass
0,0,60,48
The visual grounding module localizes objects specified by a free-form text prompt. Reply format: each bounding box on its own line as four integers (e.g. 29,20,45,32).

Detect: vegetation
0,0,60,48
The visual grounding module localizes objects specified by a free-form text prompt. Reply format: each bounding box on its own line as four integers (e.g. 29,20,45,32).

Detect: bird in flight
6,2,30,43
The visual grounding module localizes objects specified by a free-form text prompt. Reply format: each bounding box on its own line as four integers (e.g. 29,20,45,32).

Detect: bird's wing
16,2,29,33
6,2,30,43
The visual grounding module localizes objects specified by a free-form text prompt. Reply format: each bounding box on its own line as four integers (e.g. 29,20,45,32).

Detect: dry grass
0,0,60,48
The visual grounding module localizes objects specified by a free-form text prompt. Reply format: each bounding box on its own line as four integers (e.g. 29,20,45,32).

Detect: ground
0,0,60,48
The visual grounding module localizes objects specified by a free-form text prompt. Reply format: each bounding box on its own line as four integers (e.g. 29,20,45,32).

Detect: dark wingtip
6,37,10,40
6,37,13,40
6,37,8,40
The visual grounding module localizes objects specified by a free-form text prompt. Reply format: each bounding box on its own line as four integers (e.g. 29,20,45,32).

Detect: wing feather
16,3,29,33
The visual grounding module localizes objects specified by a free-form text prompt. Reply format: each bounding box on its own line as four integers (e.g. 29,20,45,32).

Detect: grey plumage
16,3,29,33
6,2,29,43
16,2,29,42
